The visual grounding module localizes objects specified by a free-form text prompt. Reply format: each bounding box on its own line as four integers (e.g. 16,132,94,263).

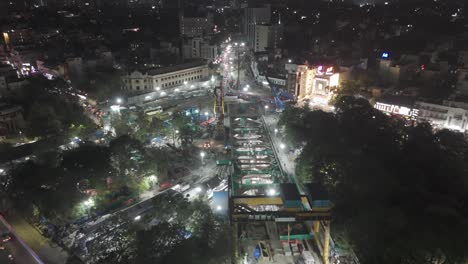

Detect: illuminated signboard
317,65,334,75
382,52,389,58
374,102,418,120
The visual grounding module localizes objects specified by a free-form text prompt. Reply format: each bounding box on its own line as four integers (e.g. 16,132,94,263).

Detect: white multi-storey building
122,60,210,94
416,101,468,132
182,38,219,62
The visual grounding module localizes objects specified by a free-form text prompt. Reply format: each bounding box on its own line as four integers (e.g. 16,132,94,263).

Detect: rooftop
145,60,207,75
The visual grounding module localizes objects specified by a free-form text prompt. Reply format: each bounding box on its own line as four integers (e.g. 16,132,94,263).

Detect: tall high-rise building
243,4,271,48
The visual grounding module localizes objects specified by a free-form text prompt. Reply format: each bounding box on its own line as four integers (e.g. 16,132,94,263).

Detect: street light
116,98,122,104
174,88,180,92
274,128,278,135
241,42,245,46
134,215,141,221
184,81,188,85
216,205,223,211
148,175,156,189
288,59,292,63
83,197,94,216
267,189,276,196
155,86,160,91
204,111,209,116
280,143,286,150
200,151,206,165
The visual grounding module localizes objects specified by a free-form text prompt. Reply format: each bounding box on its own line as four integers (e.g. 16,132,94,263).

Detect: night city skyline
0,0,467,263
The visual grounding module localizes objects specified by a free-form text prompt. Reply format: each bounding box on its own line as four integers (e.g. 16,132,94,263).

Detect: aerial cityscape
0,0,467,263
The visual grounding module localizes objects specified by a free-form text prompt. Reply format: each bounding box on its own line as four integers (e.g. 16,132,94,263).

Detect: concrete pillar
323,221,331,264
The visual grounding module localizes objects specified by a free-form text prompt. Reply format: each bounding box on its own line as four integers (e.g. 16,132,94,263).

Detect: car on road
1,232,12,243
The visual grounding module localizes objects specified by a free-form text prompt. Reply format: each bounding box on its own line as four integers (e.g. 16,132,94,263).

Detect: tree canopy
280,96,468,264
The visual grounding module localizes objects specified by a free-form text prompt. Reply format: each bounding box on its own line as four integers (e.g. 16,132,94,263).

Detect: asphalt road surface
0,216,44,264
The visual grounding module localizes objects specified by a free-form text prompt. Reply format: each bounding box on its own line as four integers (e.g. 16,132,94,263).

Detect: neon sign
382,52,389,58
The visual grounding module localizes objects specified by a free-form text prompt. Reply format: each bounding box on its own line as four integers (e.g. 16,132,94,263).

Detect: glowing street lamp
84,198,94,208
116,98,122,104
200,151,206,165
204,111,209,116
267,189,276,196
274,128,278,135
155,86,160,91
216,205,222,211
184,81,188,85
279,143,286,150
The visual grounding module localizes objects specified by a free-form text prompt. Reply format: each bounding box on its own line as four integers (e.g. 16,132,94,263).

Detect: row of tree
8,135,171,224
279,96,468,264
80,193,232,264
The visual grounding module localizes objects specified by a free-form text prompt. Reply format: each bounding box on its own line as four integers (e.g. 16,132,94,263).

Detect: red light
421,64,425,71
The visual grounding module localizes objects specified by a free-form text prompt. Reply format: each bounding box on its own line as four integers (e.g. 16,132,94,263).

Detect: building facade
285,64,339,105
254,24,269,52
182,37,219,62
0,104,24,135
243,5,271,48
179,13,214,37
416,101,468,132
122,60,210,94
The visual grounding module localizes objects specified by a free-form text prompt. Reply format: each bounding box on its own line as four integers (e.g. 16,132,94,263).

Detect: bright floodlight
116,98,122,104
243,87,248,92
216,205,222,211
175,129,179,134
274,128,278,133
211,75,215,82
267,189,276,196
160,91,166,96
84,198,94,207
280,143,286,149
234,42,238,46
264,105,269,109
195,186,202,193
134,215,141,221
200,152,206,158
190,85,195,88
288,59,292,63
155,86,160,91
184,81,188,85
174,88,180,92
241,42,245,46
204,111,209,116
